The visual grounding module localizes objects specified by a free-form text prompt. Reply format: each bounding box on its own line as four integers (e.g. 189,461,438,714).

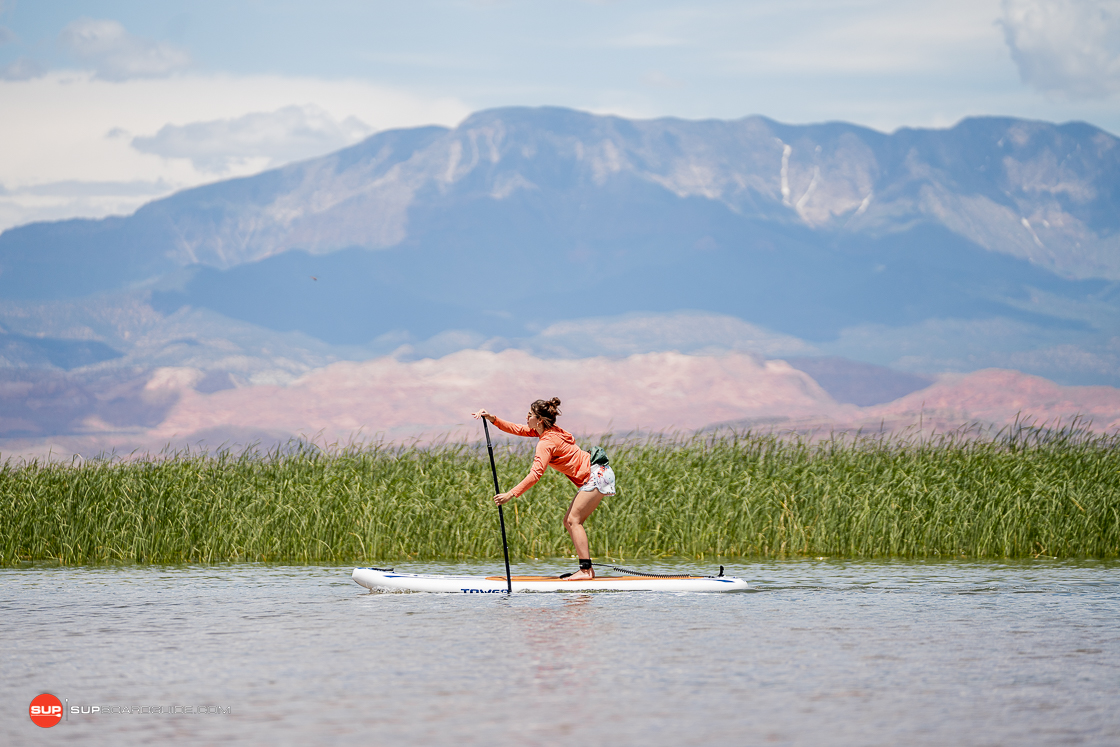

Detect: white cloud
9,179,172,197
0,25,16,44
0,71,470,231
1000,0,1120,98
0,55,43,80
58,17,190,81
130,105,374,173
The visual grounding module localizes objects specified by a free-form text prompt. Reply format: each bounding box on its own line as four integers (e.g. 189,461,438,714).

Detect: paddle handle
483,418,513,594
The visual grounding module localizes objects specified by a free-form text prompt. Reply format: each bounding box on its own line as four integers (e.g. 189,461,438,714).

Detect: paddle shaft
482,418,513,594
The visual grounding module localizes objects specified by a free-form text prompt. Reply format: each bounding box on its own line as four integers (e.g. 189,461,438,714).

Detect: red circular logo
29,693,63,728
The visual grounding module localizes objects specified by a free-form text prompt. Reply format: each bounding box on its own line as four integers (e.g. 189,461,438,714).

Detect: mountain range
1,106,1118,455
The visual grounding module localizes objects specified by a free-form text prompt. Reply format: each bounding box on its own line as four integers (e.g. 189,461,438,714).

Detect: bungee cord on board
590,563,726,579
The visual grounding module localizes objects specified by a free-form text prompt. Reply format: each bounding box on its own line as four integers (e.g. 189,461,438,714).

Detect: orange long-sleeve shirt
491,416,591,497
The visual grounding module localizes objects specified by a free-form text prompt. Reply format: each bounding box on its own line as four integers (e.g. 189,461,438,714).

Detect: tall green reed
2,421,1117,565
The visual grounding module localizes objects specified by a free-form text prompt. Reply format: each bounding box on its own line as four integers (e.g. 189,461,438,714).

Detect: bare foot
565,568,595,581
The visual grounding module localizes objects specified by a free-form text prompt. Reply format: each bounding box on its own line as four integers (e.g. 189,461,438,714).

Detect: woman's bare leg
563,489,605,580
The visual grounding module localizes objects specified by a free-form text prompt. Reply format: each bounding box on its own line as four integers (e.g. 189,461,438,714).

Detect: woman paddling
471,398,614,581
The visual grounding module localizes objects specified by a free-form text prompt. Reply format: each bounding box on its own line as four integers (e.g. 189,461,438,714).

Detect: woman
471,398,614,581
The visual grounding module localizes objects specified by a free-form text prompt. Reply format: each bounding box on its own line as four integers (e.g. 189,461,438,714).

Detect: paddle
482,418,513,594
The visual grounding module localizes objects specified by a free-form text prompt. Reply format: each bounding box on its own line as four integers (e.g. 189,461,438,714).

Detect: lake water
3,559,1118,746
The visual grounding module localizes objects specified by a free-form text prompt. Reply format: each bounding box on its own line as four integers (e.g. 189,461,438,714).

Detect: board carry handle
482,418,513,594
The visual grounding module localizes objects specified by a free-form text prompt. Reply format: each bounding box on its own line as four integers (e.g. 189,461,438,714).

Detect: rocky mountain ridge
2,107,1118,300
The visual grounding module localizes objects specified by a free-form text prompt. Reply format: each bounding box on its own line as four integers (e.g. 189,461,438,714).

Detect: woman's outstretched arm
473,408,536,437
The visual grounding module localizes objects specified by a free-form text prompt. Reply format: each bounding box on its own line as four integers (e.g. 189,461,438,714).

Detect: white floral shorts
579,464,616,495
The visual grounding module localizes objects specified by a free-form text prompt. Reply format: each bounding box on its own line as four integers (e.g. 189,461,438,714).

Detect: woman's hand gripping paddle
483,418,513,594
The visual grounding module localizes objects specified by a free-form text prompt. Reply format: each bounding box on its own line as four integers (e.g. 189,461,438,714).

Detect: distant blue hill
147,221,1099,345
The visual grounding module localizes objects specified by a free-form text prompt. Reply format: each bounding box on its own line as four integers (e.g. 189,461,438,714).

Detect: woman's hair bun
530,397,562,427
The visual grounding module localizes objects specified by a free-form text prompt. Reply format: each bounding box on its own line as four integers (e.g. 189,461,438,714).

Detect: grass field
3,422,1118,565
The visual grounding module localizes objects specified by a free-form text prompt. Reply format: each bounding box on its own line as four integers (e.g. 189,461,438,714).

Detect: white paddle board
352,567,748,593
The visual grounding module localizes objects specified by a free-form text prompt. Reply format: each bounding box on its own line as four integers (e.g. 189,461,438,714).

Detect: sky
1,0,1118,231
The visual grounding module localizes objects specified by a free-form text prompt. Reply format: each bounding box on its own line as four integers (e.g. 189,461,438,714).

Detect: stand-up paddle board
352,567,748,593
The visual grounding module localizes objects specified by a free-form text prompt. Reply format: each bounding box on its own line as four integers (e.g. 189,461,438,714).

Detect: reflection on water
2,559,1118,746
514,594,597,694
